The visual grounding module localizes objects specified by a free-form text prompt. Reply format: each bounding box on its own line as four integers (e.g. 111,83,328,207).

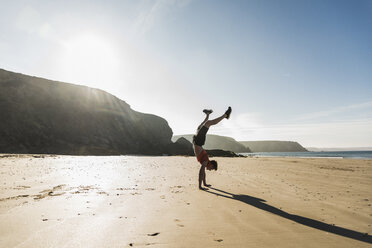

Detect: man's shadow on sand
204,187,371,244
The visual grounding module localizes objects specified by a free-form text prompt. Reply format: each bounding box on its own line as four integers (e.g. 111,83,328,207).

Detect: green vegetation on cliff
172,134,251,153
239,141,308,152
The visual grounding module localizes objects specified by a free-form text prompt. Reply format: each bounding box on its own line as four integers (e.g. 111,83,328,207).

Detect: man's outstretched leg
204,107,232,128
197,110,211,131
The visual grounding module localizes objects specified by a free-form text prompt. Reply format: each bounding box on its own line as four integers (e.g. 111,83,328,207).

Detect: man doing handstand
193,107,232,190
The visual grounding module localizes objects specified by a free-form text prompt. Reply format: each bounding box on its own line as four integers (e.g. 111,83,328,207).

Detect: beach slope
0,155,371,247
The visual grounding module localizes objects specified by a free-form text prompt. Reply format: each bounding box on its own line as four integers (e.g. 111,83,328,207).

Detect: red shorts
197,150,209,164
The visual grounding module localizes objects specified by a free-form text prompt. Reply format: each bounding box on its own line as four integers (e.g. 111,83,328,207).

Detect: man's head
208,160,218,170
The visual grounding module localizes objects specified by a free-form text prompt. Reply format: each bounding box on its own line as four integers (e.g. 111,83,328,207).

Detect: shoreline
241,151,372,160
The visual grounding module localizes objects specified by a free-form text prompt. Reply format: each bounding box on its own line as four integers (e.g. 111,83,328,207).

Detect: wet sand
0,154,371,247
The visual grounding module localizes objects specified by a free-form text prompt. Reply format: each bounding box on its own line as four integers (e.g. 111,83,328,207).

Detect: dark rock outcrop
239,141,308,152
167,138,242,157
172,134,251,153
0,68,184,155
167,137,194,156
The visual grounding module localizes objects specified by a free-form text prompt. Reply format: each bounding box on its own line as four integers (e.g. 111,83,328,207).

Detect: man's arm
199,161,211,189
198,163,206,189
203,171,211,187
202,161,211,187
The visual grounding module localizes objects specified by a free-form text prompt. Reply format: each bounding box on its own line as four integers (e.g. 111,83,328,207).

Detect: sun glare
57,33,121,89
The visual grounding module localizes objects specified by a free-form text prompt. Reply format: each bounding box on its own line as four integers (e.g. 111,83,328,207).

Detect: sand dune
0,155,371,247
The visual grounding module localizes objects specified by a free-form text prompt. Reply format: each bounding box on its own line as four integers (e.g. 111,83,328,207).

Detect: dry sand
0,154,371,247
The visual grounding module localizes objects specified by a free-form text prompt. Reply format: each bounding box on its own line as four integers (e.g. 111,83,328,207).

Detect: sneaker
203,109,213,115
225,107,232,119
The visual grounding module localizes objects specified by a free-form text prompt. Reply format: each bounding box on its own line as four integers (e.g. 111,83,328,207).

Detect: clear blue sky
1,0,371,147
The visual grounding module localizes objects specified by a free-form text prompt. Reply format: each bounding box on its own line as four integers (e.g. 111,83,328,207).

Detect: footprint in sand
116,187,137,191
147,232,160,236
174,219,185,227
129,243,156,246
0,194,29,202
171,190,182,194
14,185,31,190
34,184,67,200
97,191,109,196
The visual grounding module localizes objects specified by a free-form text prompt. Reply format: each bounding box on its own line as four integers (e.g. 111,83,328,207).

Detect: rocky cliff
239,141,308,152
0,69,176,155
172,134,251,153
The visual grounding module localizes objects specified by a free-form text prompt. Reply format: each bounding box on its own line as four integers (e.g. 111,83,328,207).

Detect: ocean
239,151,372,159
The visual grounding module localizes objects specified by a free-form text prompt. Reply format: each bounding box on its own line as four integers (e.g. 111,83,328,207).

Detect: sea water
239,151,372,159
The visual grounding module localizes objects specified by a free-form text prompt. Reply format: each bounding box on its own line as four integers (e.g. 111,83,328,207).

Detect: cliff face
0,69,174,155
172,134,251,153
239,141,308,152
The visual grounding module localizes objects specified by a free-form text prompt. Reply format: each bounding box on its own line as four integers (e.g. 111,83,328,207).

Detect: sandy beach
0,154,371,247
